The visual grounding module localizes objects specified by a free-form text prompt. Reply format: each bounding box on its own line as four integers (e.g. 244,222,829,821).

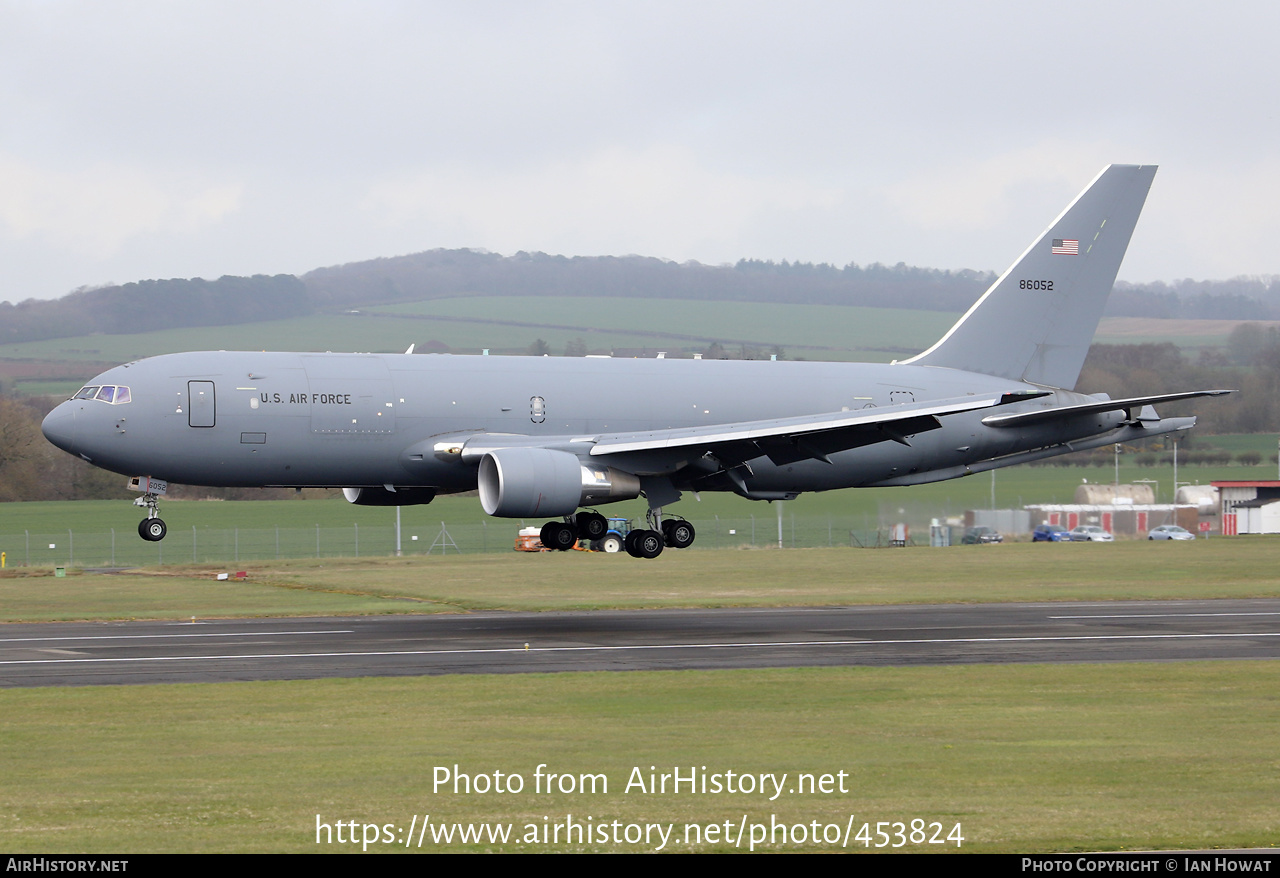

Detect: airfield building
1215,480,1280,535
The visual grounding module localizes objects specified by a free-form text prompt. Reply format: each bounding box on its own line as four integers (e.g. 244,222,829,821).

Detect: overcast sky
2,0,1277,302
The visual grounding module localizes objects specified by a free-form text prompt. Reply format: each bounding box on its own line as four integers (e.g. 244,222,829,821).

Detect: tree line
0,275,310,345
4,248,1280,347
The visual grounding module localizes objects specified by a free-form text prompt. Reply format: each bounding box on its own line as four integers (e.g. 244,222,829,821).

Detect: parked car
1069,525,1114,542
1032,524,1071,542
962,526,1003,544
1148,525,1195,541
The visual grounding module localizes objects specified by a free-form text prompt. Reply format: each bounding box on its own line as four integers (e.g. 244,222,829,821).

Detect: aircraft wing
450,392,1039,473
980,390,1233,428
585,391,1042,467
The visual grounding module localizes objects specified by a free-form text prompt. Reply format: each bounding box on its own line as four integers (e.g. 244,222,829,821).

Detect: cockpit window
73,384,131,405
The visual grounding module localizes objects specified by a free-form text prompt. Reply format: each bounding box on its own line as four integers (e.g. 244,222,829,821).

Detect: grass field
2,533,1278,852
3,538,1280,622
0,296,1262,399
0,450,1270,572
370,296,955,360
1092,316,1280,354
2,662,1277,852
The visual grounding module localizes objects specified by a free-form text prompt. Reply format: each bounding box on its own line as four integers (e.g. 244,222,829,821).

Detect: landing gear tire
624,529,643,556
540,521,577,551
626,521,666,558
637,529,664,559
662,519,696,549
139,518,167,542
576,512,608,541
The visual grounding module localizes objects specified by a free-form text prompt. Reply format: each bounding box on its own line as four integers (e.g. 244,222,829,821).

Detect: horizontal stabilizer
869,416,1198,487
981,390,1233,427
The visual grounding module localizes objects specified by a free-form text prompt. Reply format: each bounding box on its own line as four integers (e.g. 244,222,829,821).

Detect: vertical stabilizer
902,164,1157,388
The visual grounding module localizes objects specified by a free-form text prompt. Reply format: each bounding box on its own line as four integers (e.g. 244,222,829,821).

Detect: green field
1091,316,1280,355
370,296,955,360
2,662,1277,852
3,534,1278,851
0,314,426,364
3,539,1280,622
0,297,1260,399
0,447,1270,572
0,299,949,389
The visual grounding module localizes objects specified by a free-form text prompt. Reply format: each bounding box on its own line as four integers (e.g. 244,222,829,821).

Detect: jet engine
478,447,640,517
342,486,437,506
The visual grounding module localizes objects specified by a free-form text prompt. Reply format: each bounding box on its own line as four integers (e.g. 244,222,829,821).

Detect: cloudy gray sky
2,0,1277,302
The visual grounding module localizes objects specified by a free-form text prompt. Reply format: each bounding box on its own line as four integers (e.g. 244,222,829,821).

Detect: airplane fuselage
42,350,1123,497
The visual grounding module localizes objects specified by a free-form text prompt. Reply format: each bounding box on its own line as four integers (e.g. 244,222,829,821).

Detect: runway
3,599,1280,687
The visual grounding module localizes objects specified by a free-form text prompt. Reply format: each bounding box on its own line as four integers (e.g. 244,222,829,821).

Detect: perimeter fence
0,513,937,568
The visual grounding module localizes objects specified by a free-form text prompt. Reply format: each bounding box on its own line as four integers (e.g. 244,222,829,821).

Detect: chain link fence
0,511,943,568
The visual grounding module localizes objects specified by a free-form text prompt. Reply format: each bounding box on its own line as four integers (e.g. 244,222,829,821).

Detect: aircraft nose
41,402,81,456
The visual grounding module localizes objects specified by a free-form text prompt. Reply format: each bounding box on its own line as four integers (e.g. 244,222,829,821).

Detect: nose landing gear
129,479,169,542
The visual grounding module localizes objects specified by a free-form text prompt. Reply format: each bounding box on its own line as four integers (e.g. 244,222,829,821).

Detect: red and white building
1215,481,1280,535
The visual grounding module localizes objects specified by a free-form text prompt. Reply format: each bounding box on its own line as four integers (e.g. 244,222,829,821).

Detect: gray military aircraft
41,164,1228,557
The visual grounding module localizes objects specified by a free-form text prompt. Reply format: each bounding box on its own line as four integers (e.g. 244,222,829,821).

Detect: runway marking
3,631,1279,666
0,630,351,644
1049,613,1280,619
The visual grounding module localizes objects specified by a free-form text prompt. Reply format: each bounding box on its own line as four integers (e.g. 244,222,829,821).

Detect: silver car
1147,525,1195,541
1070,525,1114,542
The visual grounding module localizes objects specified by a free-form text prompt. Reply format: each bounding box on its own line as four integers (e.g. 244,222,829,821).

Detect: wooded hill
3,248,1278,345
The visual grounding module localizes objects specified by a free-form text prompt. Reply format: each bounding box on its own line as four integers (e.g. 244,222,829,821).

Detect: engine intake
478,447,640,517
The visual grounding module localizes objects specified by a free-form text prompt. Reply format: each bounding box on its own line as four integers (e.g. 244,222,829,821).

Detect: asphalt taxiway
3,598,1280,687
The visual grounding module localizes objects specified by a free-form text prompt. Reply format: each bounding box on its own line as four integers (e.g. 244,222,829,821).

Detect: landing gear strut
621,508,697,558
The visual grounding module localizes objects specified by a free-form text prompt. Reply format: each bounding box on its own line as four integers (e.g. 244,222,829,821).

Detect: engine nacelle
342,486,437,506
478,447,641,517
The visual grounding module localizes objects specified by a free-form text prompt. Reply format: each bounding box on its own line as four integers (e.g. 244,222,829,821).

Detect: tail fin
902,164,1157,389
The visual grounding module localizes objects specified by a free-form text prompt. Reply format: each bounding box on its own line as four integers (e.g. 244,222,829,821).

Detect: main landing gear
536,510,696,559
134,492,167,542
539,510,608,552
623,509,696,558
622,511,701,560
